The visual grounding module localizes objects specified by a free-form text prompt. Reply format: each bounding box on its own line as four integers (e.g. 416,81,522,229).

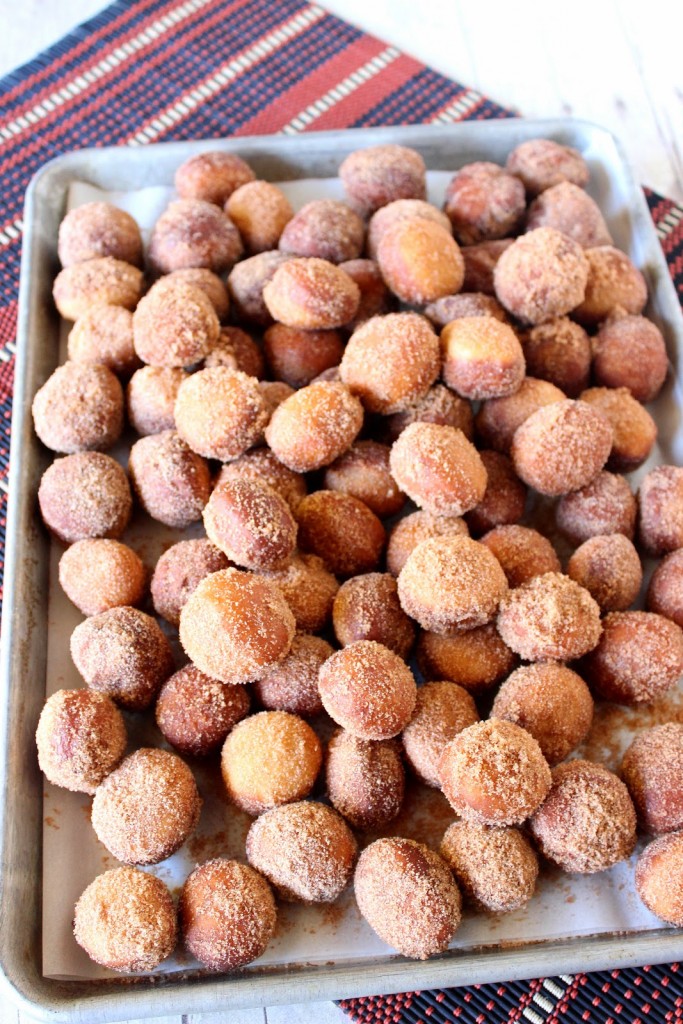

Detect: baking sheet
42,166,675,982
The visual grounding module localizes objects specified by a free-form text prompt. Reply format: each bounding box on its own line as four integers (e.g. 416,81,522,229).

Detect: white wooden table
0,2,681,1022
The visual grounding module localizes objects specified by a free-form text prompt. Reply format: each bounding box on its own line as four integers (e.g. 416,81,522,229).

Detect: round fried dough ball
265,381,363,473
390,422,487,518
226,180,293,254
151,539,229,627
261,553,339,633
91,748,201,864
497,571,602,663
126,366,187,436
36,688,126,794
279,199,364,264
175,151,255,205
444,162,525,245
318,640,416,740
205,325,264,378
326,730,405,830
221,710,321,815
461,238,514,294
180,568,295,685
439,719,551,827
506,138,589,196
522,317,591,398
215,448,306,514
567,534,642,612
148,199,243,274
491,663,594,766
38,452,132,544
53,257,143,321
479,525,561,588
529,759,636,873
397,535,508,635
636,833,683,926
424,291,508,329
441,316,525,401
573,246,647,325
296,490,386,577
74,867,176,973
180,859,276,971
59,539,145,617
377,219,465,305
161,267,231,320
475,376,566,454
33,361,124,453
526,182,612,248
129,431,211,528
253,632,331,717
247,801,357,903
68,304,139,377
71,606,174,711
354,838,462,960
639,466,683,555
402,681,479,788
263,257,360,330
386,510,469,577
155,665,250,757
593,314,668,403
464,451,527,537
133,282,220,368
339,144,427,217
381,383,474,445
511,399,613,497
556,470,636,544
333,573,415,658
647,549,683,627
581,610,683,704
324,440,405,519
338,258,392,326
579,387,657,472
340,312,440,414
203,478,297,571
416,624,516,695
493,227,588,324
622,723,683,835
174,367,267,462
59,202,143,268
263,323,343,389
227,250,292,325
440,822,538,913
367,199,450,259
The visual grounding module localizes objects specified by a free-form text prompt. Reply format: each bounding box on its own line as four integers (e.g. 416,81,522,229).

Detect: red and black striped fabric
1,2,682,1021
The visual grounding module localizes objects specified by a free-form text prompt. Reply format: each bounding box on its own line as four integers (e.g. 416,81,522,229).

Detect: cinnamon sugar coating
439,719,551,827
339,144,427,217
402,680,479,788
333,573,415,658
74,867,177,972
480,525,561,589
32,361,124,453
380,383,474,446
593,314,667,402
68,304,140,377
506,139,589,196
581,610,683,705
59,539,145,617
494,227,588,325
162,267,231,320
424,291,508,329
91,747,201,864
253,632,331,717
126,366,187,436
461,238,514,295
497,571,602,663
530,759,636,873
263,323,344,389
354,837,462,960
647,549,683,627
179,568,295,685
491,663,594,766
526,182,612,248
377,218,465,305
221,710,321,815
475,376,565,454
265,381,363,473
129,430,211,528
71,606,174,711
260,552,339,633
203,478,297,571
326,729,405,830
440,822,538,913
227,250,292,325
416,624,517,696
156,664,250,758
367,199,450,260
247,801,357,903
567,534,642,612
522,317,591,398
441,316,525,401
464,450,527,536
36,689,126,794
226,179,293,254
338,258,392,327
324,440,406,519
180,859,276,971
386,510,469,577
556,470,636,545
296,491,385,578
38,452,132,544
58,202,143,268
511,399,613,497
53,257,143,321
133,281,220,368
639,466,683,555
175,151,255,205
318,640,417,740
398,535,508,635
279,199,364,264
148,198,243,274
151,539,229,627
205,325,265,378
263,257,360,330
390,422,487,518
636,833,683,926
622,723,683,835
573,246,647,325
580,386,657,471
444,162,525,245
215,448,306,514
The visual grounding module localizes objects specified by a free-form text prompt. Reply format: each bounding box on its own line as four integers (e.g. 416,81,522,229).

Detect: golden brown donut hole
175,151,256,205
381,383,474,446
126,366,187,436
479,524,561,588
506,138,589,196
440,822,538,914
161,267,231,320
402,680,479,787
636,833,683,927
324,440,405,519
386,510,469,577
220,710,321,815
592,314,668,403
265,381,363,473
32,361,124,454
491,663,594,766
67,304,140,377
339,144,427,217
441,316,525,401
639,466,683,555
263,323,344,388
263,257,360,330
155,664,250,757
58,201,143,268
497,571,602,663
337,258,392,326
149,198,243,275
59,539,145,617
38,452,132,544
279,199,364,264
444,161,526,245
333,572,415,658
461,238,514,295
526,182,612,249
296,490,386,578
556,470,636,545
573,246,647,325
133,282,220,368
36,688,126,794
647,549,683,627
416,624,517,696
227,250,292,326
567,533,642,612
493,227,588,325
261,552,339,633
215,448,306,516
464,450,527,536
621,723,683,835
326,729,405,830
226,179,293,254
203,478,297,571
522,316,591,398
129,430,211,528
475,376,566,454
175,367,268,462
252,632,332,717
390,422,487,518
424,291,508,329
377,218,465,305
151,539,230,627
580,386,657,472
204,325,265,378
367,198,451,259
53,257,144,321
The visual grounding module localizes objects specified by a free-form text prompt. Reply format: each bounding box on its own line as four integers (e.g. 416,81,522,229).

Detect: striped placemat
1,2,682,1021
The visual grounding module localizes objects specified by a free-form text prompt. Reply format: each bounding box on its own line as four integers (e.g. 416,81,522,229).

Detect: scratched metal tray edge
1,118,683,1023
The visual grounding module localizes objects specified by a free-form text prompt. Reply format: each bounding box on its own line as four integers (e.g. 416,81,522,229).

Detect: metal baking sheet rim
1,118,683,1022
